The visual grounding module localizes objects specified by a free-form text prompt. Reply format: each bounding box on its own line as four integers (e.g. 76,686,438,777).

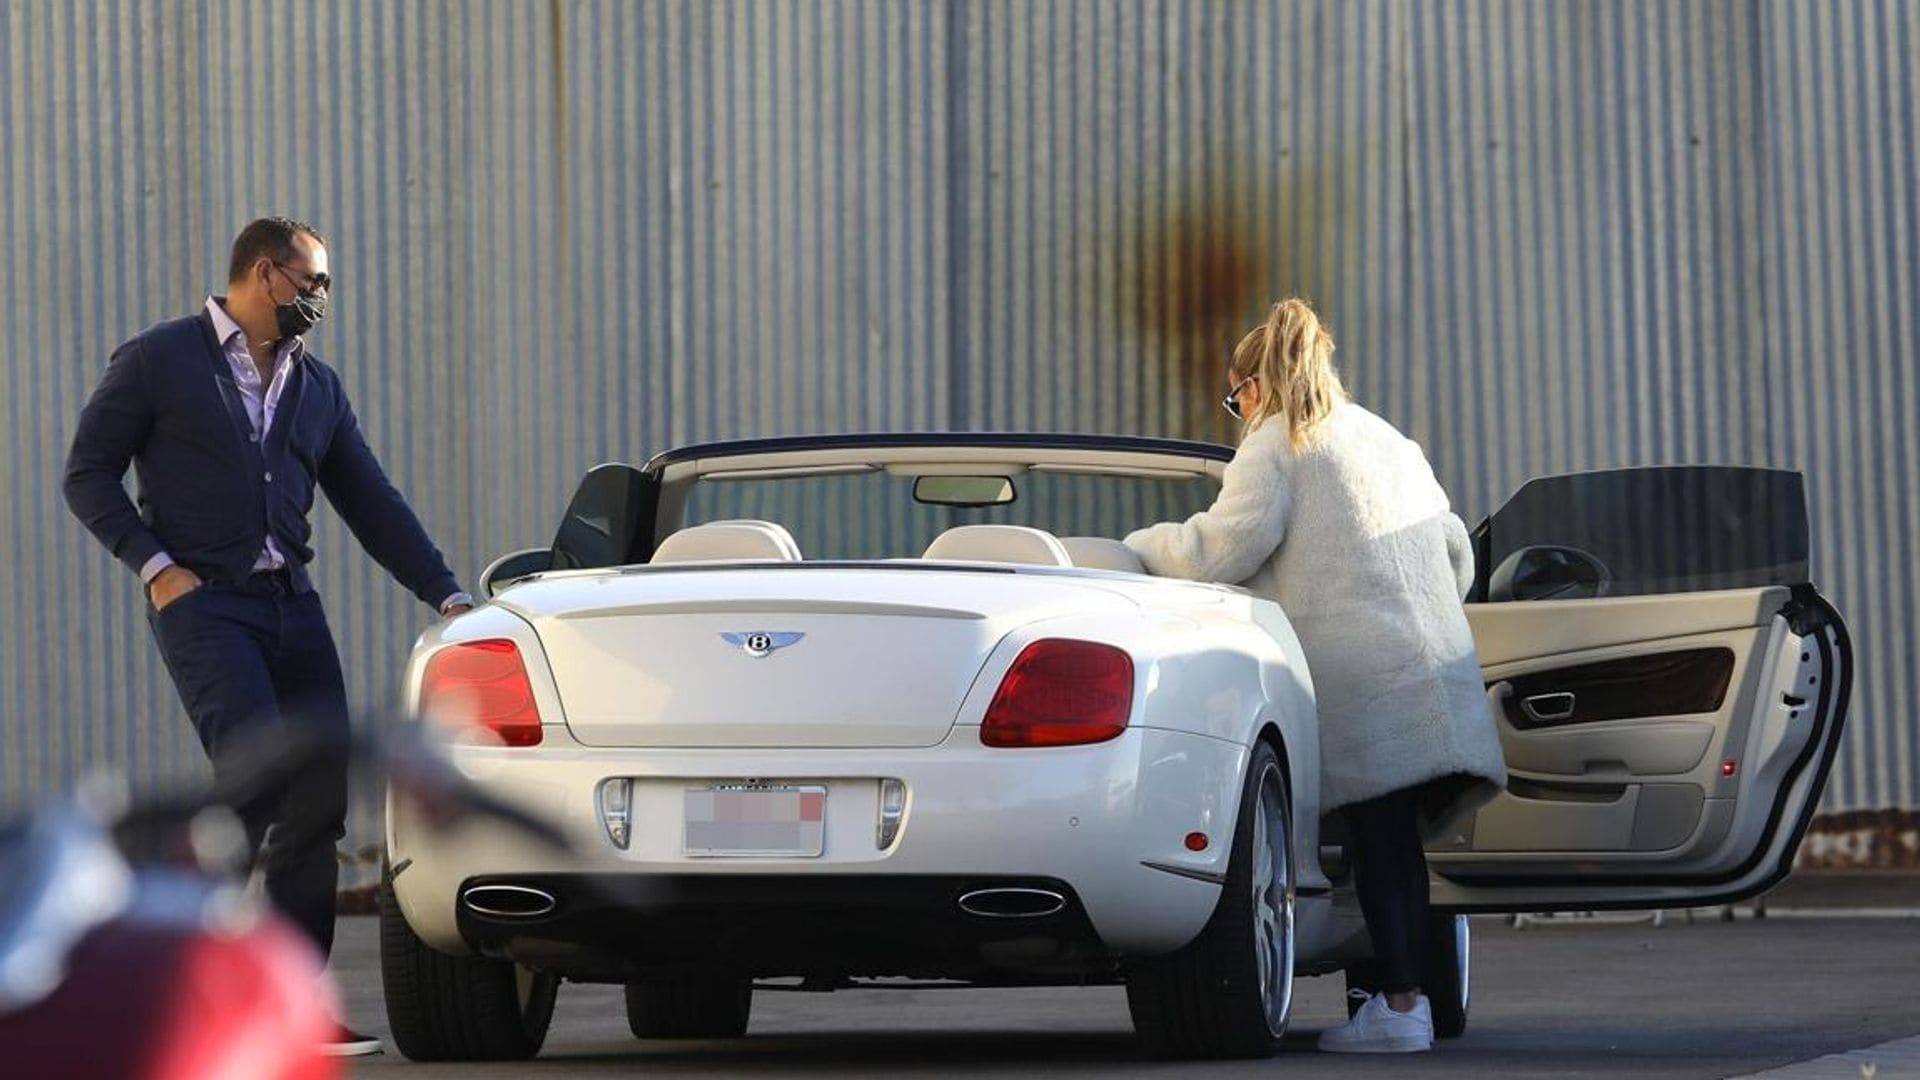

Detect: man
63,217,474,1057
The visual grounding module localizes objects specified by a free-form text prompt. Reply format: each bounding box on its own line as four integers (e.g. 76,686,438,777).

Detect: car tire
1342,912,1470,1039
378,874,560,1061
1125,740,1296,1059
624,974,753,1038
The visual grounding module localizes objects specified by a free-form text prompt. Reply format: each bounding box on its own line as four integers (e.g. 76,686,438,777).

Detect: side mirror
1486,546,1611,602
479,548,555,599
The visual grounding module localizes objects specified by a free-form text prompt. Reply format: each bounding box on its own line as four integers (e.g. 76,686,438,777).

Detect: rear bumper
451,872,1112,983
387,728,1250,964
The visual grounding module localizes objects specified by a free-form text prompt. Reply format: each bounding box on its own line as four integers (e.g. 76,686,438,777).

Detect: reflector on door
684,785,826,857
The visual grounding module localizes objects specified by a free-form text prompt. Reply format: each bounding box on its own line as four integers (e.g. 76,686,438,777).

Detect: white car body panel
390,729,1248,956
507,569,1138,748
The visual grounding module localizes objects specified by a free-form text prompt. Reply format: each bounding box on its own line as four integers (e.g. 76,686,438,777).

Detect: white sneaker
1317,992,1434,1053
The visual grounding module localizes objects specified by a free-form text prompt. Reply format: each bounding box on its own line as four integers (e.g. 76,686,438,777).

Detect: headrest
1060,537,1145,573
922,525,1072,567
651,519,803,564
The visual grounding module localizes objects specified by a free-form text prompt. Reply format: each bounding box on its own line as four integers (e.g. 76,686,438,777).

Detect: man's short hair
228,216,326,284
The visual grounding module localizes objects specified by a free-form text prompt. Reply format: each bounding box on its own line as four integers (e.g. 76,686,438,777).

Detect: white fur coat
1124,403,1506,831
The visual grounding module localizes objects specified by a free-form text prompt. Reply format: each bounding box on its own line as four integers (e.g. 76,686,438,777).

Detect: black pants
147,572,350,961
1344,786,1430,995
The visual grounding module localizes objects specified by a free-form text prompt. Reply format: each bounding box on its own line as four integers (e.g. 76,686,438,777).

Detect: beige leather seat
921,524,1073,567
651,519,803,564
1060,536,1146,574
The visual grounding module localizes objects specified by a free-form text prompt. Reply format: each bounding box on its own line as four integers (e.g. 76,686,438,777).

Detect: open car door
1429,467,1852,912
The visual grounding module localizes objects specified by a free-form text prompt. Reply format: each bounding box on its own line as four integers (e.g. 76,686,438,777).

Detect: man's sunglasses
1222,373,1256,420
273,261,331,294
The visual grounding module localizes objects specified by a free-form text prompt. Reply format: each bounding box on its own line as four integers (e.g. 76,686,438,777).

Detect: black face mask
274,286,328,339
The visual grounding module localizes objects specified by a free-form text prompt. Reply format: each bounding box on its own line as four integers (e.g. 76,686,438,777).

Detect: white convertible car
380,433,1851,1061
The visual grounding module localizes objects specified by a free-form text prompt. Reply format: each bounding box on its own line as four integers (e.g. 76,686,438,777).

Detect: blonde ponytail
1230,298,1347,449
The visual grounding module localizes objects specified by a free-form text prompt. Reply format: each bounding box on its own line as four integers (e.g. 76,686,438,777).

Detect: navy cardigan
63,310,461,608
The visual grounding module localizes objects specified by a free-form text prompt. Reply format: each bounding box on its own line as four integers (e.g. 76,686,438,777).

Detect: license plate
683,785,826,857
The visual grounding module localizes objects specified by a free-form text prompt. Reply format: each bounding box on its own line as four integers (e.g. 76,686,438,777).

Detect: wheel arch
1248,707,1329,896
1254,721,1292,801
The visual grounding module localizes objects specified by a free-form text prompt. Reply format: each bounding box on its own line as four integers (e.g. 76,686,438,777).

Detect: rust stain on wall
1797,810,1920,870
1120,151,1365,443
1126,176,1274,442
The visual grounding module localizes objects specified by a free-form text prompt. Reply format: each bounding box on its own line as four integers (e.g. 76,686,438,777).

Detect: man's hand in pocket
148,566,204,612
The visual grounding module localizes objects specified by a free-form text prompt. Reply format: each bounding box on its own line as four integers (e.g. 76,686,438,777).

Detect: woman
1124,299,1505,1054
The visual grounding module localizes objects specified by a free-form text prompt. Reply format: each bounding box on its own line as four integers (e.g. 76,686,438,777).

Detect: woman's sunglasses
1222,373,1256,420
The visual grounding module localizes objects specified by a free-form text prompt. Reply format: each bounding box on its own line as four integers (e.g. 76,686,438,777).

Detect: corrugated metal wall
4,1,1915,876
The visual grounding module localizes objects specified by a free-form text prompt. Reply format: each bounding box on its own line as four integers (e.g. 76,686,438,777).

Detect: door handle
1521,692,1578,724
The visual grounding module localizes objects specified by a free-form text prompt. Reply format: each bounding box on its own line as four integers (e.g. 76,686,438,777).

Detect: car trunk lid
498,565,1138,748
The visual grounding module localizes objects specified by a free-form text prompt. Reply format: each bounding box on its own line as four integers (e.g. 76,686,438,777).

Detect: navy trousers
147,572,350,961
1344,786,1431,995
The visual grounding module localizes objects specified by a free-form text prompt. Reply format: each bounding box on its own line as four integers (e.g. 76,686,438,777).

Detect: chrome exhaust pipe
957,887,1067,919
461,884,558,919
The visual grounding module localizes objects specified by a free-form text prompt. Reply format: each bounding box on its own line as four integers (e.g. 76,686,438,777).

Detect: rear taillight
980,639,1134,748
419,639,543,746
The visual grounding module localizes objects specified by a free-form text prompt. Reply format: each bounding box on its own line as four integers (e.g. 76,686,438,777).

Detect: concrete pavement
331,909,1920,1078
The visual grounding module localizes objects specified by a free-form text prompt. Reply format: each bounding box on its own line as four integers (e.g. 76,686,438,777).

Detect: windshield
679,469,1218,561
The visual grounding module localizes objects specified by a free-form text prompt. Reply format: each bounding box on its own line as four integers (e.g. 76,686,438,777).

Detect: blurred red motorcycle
0,729,567,1080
